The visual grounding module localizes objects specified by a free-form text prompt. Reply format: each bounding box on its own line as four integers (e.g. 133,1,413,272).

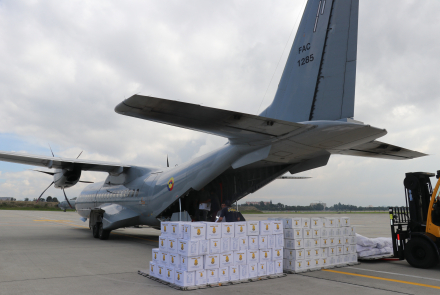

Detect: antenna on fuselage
167,155,169,168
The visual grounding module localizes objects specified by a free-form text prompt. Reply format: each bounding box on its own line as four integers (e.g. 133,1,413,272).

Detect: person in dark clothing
197,188,211,221
210,190,220,222
217,200,245,222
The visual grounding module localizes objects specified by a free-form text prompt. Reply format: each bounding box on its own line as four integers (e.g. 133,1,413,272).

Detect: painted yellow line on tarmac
323,269,440,290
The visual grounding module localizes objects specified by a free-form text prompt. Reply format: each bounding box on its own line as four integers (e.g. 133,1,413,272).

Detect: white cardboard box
180,255,204,271
219,252,234,268
169,253,181,269
283,217,302,229
272,220,283,234
152,248,160,263
165,266,175,284
205,222,222,239
248,236,259,250
319,247,328,258
260,220,272,235
303,239,314,249
183,223,206,240
149,261,156,278
234,222,247,237
208,238,221,254
274,259,283,273
336,245,344,256
239,264,248,280
267,235,275,249
159,251,169,266
206,268,219,284
311,258,321,269
283,259,293,270
258,262,267,277
328,237,337,246
283,229,294,239
328,246,337,256
349,253,358,263
304,249,313,259
170,222,188,239
167,237,178,254
310,217,323,228
323,217,336,228
275,234,284,248
312,228,321,238
328,228,336,237
272,248,283,261
230,237,240,251
247,221,260,236
321,228,329,237
343,245,350,255
178,239,199,256
221,237,231,253
321,257,330,267
335,228,343,237
239,236,248,251
343,236,350,245
174,269,195,287
302,218,311,228
199,239,209,255
286,249,304,260
234,250,247,265
328,256,337,265
247,249,260,264
335,217,342,228
218,267,229,283
159,236,167,251
248,263,258,278
230,265,240,281
267,261,275,275
349,244,356,254
303,229,313,239
304,259,313,269
194,269,207,286
204,254,220,270
320,237,330,247
336,236,344,245
343,227,350,236
260,249,272,262
259,235,268,249
221,223,235,238
291,260,306,272
157,264,165,280
161,222,170,236
312,248,321,258
349,226,356,236
285,239,303,249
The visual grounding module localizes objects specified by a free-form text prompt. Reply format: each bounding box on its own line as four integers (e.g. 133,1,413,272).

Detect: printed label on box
230,237,239,251
219,252,234,268
260,221,272,235
260,249,272,261
209,238,221,254
205,222,222,239
194,270,207,286
167,237,177,253
239,236,248,251
230,265,240,281
204,254,220,270
247,249,260,264
234,250,247,265
248,263,258,278
239,264,248,280
222,223,235,238
178,239,199,256
218,267,229,283
247,221,260,236
272,221,283,234
174,270,195,287
272,248,283,261
207,268,219,284
275,259,283,273
249,236,259,250
169,253,181,269
258,262,267,277
234,222,247,237
221,237,231,253
259,235,268,249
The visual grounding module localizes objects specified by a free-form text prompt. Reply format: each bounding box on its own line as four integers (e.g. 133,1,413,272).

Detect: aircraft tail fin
262,0,359,122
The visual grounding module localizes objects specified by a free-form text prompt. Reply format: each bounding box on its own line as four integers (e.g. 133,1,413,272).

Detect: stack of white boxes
149,219,284,288
282,216,357,273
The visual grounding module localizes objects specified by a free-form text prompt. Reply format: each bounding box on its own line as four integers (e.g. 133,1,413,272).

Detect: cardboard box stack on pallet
281,216,358,273
148,220,285,289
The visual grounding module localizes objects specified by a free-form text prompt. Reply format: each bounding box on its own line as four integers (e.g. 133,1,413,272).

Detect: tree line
241,201,391,212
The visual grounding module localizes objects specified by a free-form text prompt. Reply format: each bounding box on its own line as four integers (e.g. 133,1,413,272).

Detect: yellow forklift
389,171,440,268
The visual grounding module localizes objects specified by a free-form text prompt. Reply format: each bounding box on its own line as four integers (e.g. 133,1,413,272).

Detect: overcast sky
0,0,439,207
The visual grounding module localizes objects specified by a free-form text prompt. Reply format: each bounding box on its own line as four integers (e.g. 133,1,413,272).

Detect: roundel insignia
167,177,175,191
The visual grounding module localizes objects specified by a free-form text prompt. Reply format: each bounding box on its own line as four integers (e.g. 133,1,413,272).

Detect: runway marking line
323,269,440,290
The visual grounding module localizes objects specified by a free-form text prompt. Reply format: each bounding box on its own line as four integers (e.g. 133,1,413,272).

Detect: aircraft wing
0,151,129,173
331,140,426,160
115,95,314,144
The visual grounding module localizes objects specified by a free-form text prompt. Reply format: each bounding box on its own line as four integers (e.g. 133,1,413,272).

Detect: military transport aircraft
0,0,425,239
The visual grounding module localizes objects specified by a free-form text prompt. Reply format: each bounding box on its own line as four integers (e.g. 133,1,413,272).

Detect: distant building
310,202,326,207
246,201,271,206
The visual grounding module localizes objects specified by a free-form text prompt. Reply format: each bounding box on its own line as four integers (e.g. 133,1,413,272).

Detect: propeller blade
78,180,94,183
76,151,83,159
62,188,74,209
167,155,169,168
36,181,54,203
48,144,55,157
32,169,55,176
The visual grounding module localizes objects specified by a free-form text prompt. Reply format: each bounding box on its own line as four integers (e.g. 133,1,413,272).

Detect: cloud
0,0,439,206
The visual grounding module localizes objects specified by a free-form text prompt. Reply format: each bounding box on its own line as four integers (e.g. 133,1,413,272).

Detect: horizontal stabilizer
115,95,314,144
332,140,426,160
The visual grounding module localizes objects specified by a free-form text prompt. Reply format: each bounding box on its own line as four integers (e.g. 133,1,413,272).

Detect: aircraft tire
92,224,100,239
98,223,111,240
404,237,439,268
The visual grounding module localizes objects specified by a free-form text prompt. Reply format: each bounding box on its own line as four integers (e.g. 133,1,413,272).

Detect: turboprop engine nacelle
53,168,81,189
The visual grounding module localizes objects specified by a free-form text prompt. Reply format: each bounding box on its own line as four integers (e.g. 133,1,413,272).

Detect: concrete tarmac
1,210,439,295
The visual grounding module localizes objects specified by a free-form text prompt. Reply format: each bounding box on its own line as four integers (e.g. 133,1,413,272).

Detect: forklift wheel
404,237,439,268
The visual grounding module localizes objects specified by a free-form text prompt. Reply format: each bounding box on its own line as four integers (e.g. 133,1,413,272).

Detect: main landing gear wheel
98,223,111,240
92,224,100,239
404,237,439,268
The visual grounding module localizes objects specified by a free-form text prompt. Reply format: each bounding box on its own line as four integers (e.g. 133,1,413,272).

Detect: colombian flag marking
167,177,174,191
